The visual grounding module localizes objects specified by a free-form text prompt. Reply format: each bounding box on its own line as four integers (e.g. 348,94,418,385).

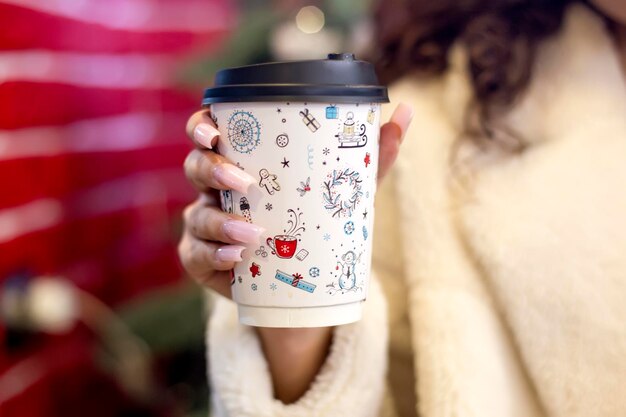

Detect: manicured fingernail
215,245,246,262
194,123,220,149
213,164,256,194
223,220,265,244
391,103,414,139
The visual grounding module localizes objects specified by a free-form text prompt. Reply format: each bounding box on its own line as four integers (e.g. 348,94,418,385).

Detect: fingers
178,232,236,298
179,197,267,298
186,109,220,149
183,200,265,245
377,103,414,181
378,124,402,181
388,102,414,141
184,149,257,194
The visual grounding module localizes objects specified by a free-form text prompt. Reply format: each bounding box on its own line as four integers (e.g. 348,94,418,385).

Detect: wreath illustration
227,110,261,154
322,168,363,218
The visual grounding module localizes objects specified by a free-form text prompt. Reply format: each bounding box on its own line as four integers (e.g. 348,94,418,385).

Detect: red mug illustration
266,235,298,259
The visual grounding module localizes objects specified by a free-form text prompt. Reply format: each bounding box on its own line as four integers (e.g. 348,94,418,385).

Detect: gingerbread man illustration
259,168,281,195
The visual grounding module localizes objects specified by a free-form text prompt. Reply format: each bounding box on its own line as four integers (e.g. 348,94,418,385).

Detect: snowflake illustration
280,244,291,254
323,233,331,241
344,221,355,235
323,147,330,155
227,110,261,154
270,283,277,291
309,267,320,278
251,283,258,291
265,203,273,211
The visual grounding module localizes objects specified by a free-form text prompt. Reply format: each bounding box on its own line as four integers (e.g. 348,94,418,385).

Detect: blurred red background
0,0,372,414
0,1,235,415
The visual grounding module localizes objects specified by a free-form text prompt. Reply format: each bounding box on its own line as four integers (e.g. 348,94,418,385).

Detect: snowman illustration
337,251,362,290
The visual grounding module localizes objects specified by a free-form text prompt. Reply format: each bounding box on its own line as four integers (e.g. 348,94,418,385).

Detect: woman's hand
178,110,263,299
178,103,413,403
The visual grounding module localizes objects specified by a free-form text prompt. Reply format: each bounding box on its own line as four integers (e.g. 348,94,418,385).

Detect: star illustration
281,157,290,168
250,262,261,278
277,108,282,113
363,210,368,220
316,225,320,230
336,156,340,162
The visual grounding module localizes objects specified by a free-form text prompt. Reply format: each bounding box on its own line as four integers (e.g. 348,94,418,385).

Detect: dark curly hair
373,0,596,149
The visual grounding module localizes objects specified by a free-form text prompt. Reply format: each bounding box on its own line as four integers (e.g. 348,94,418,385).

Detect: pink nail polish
223,220,265,244
215,245,246,262
194,123,220,149
391,103,414,133
213,164,257,194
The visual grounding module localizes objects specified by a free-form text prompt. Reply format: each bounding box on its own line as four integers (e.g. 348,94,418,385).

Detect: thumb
377,103,414,181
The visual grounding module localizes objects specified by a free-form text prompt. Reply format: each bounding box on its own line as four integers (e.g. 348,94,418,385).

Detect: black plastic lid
202,53,389,105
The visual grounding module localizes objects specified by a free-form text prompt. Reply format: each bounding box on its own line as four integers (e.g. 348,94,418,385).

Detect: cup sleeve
207,274,390,417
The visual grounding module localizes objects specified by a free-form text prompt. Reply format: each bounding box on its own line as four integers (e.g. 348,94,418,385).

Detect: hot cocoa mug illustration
266,235,298,259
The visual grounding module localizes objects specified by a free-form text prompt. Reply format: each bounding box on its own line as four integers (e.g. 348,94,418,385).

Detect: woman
179,1,626,416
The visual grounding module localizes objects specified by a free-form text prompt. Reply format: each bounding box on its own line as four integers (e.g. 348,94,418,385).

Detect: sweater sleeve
206,274,389,417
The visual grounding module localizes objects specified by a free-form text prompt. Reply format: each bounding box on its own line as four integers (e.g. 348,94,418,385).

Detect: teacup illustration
266,235,298,259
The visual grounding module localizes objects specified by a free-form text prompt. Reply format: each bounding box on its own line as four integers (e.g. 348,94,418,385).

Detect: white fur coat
207,5,626,416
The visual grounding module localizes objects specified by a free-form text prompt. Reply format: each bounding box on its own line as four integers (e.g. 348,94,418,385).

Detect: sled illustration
335,111,367,148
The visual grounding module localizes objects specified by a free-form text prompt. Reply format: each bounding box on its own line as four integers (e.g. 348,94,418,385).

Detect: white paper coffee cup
203,54,388,327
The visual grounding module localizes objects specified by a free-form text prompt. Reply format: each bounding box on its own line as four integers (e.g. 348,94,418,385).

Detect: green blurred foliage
117,284,207,354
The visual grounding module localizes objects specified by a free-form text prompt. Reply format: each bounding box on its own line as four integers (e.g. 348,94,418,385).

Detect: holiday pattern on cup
326,250,363,293
300,109,320,132
227,110,261,154
297,177,311,196
367,107,376,124
250,262,262,277
220,189,234,214
258,168,280,195
307,144,314,170
239,197,252,223
212,102,379,309
266,208,306,259
276,133,289,147
325,105,338,119
275,269,316,293
335,111,367,148
322,168,363,218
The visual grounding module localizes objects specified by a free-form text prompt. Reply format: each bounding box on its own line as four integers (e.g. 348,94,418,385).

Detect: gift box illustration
275,270,316,293
300,109,321,132
325,105,338,119
367,106,376,124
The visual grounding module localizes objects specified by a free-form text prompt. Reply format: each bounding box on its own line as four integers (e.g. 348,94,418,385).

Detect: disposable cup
203,53,388,327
